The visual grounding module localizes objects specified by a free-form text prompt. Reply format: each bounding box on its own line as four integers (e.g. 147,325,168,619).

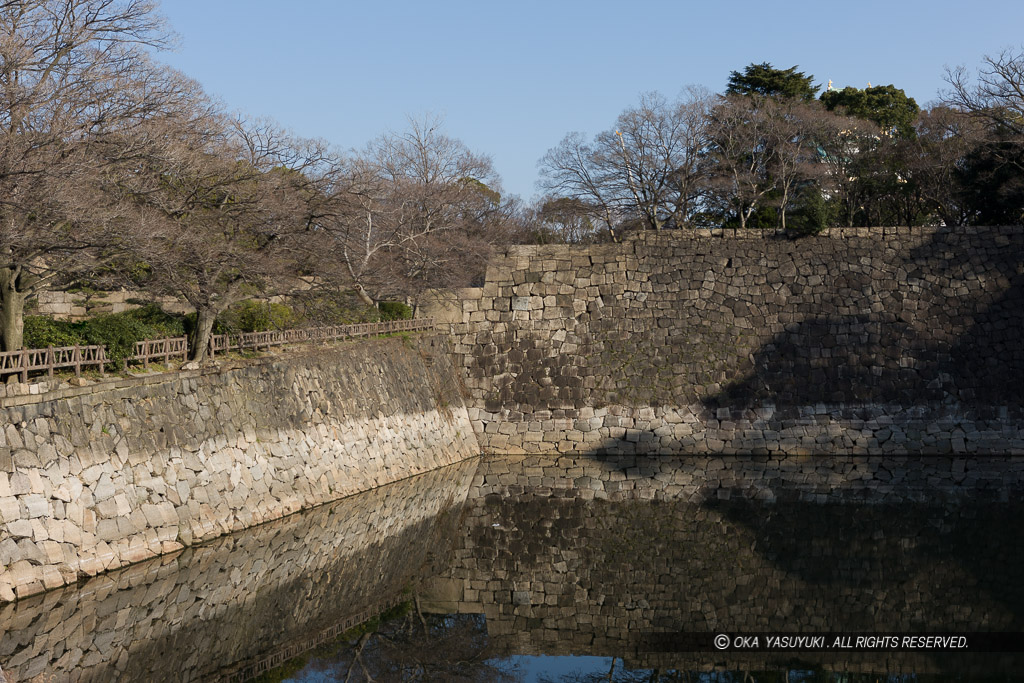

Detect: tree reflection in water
540,663,952,682
269,603,516,682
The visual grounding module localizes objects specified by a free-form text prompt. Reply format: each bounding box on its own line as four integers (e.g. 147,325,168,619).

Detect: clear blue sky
157,0,1024,202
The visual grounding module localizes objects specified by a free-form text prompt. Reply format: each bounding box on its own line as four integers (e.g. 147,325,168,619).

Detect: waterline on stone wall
0,458,480,681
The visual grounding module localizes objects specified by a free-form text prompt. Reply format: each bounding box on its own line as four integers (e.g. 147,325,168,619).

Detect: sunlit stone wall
0,335,479,601
446,227,1024,454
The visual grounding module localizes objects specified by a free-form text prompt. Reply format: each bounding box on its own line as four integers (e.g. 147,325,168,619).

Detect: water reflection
0,459,478,682
422,455,1024,679
0,455,1021,681
274,611,513,683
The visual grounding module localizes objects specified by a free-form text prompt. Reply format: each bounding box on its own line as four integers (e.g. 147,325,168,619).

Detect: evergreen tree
726,62,818,100
820,84,920,138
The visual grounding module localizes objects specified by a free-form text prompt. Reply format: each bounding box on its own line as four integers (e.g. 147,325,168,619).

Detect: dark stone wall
449,226,1024,454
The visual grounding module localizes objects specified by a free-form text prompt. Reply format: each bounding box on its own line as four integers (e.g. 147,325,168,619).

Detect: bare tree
765,100,834,230
117,106,327,361
702,95,781,229
539,88,713,238
901,106,986,226
702,95,888,230
533,196,602,244
943,48,1024,223
945,47,1024,137
0,0,177,351
537,131,622,239
807,108,878,227
322,117,509,309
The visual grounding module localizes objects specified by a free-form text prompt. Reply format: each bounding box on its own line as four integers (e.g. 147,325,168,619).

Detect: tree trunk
845,197,856,227
0,268,28,352
189,307,217,362
353,283,376,308
778,185,789,231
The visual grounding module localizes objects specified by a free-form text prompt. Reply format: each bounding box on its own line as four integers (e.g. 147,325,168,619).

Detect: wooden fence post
2,321,433,384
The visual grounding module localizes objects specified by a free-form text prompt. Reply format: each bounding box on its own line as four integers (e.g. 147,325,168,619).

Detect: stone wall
33,289,192,320
0,334,479,601
447,226,1024,454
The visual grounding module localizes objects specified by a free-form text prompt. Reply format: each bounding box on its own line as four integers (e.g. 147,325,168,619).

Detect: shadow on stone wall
709,228,1024,409
457,228,1024,454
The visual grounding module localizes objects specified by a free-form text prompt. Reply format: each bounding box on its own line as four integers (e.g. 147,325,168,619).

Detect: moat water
1,455,1022,681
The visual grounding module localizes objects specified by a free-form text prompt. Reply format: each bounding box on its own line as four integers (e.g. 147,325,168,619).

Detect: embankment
0,334,478,600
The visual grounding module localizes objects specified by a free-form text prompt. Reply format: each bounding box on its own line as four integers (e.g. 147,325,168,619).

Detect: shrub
22,304,190,367
23,316,85,348
79,307,188,365
122,304,188,337
79,314,154,364
378,301,413,321
216,301,298,334
290,291,379,325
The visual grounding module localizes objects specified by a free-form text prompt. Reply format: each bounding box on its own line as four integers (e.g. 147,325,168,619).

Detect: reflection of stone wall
447,227,1024,454
0,458,479,682
0,335,479,601
425,455,1024,674
459,454,1024,503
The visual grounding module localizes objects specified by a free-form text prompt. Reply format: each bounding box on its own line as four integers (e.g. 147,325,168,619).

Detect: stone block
22,495,48,519
6,519,33,538
0,496,20,523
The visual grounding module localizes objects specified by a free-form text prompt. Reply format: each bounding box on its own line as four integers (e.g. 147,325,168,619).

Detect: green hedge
378,301,413,321
22,317,85,348
23,304,188,366
215,301,298,334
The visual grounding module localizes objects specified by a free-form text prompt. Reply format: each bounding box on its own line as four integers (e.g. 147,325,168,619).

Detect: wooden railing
0,344,109,383
131,337,189,370
208,318,435,358
0,319,434,382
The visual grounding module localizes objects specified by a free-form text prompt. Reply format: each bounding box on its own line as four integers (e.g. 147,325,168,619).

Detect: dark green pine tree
725,62,818,100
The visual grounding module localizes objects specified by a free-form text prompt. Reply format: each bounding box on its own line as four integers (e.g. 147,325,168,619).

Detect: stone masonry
444,226,1024,454
0,334,479,602
33,289,191,320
